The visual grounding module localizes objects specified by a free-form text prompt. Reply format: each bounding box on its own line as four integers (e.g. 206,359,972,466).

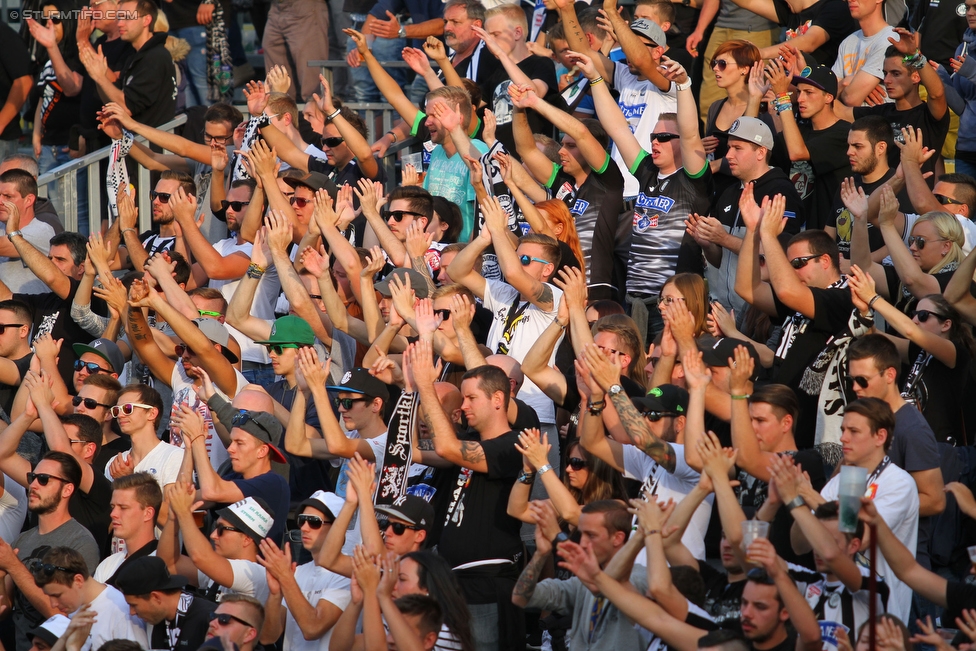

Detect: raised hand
264,65,290,94
265,209,294,254
355,178,385,220
579,342,621,392
515,428,551,471
553,266,587,311
361,245,386,280
450,293,475,332
402,47,433,76
839,177,869,220
681,349,712,391
93,276,129,319
405,220,433,260
297,346,330,390
300,245,329,279
659,56,689,84
847,264,878,312
758,193,788,238
564,50,599,80
243,80,269,116
414,299,442,339
877,184,899,228
728,345,754,395
422,36,448,62
351,545,381,594
696,431,737,482
507,83,540,110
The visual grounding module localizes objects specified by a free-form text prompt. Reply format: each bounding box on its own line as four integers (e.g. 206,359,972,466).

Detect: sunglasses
198,309,222,317
651,132,680,143
221,200,251,211
0,323,24,334
230,410,260,430
150,190,172,203
290,196,312,208
846,375,871,389
174,344,193,358
214,523,244,537
567,457,587,471
308,294,323,300
433,308,451,320
210,612,255,629
27,472,70,486
321,137,344,148
789,254,821,269
45,14,63,24
297,514,331,529
28,559,71,576
746,567,775,584
912,309,947,323
110,402,154,418
74,360,111,374
265,343,300,355
72,396,112,410
907,235,947,250
641,411,678,422
335,396,367,410
934,193,963,206
710,58,730,71
378,519,419,535
383,209,424,222
519,255,550,266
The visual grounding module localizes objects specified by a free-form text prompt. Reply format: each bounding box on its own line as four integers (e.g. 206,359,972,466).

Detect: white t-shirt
611,61,677,198
169,363,249,472
283,563,351,651
93,549,158,583
0,475,27,544
621,442,712,560
198,558,270,605
482,279,564,423
0,218,57,294
820,460,919,622
80,584,149,651
333,430,388,556
209,237,281,365
105,439,185,487
831,27,899,100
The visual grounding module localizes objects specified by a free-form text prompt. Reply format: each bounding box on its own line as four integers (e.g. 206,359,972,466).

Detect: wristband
589,76,604,86
786,496,806,511
517,470,537,485
538,463,553,476
675,79,692,92
868,294,882,310
386,130,399,143
731,394,751,400
246,263,266,279
326,108,342,121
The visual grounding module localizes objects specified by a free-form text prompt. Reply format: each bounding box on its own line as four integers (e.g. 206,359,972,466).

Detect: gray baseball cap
72,338,124,374
728,117,774,151
192,317,239,364
630,18,667,47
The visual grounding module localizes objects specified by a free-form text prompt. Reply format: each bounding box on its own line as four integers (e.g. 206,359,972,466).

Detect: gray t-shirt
12,520,99,651
890,404,940,472
716,0,777,31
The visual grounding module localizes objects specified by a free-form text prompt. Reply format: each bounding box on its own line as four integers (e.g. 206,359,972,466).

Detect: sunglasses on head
789,254,821,269
214,523,244,537
651,132,680,143
27,559,71,576
641,411,678,422
383,209,423,222
72,396,112,410
74,360,111,374
220,200,250,212
912,309,947,323
298,514,331,529
378,518,419,535
265,343,300,355
150,190,172,203
934,193,963,206
519,254,550,266
0,323,24,334
433,308,451,320
290,196,312,208
567,457,587,471
110,402,154,418
209,612,255,629
710,58,730,71
907,235,947,250
335,396,367,410
27,472,69,487
321,137,344,148
198,309,222,317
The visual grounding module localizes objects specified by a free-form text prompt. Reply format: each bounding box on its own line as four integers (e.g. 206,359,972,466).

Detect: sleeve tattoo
609,392,677,473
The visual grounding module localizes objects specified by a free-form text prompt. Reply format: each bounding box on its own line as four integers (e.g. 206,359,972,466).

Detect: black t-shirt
905,340,971,443
753,631,798,651
33,55,85,145
490,54,560,154
308,155,387,195
512,398,541,433
944,579,976,622
772,119,852,230
93,436,131,477
452,43,502,107
917,0,968,66
80,36,134,136
832,170,914,258
714,167,806,233
705,102,778,204
772,0,857,67
854,102,950,183
882,265,956,316
69,471,114,556
437,429,523,568
0,22,31,141
150,592,218,651
118,32,177,127
701,562,746,629
0,353,32,418
269,380,335,502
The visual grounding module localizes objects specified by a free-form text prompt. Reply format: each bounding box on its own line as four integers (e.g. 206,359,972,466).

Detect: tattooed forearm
411,255,437,296
609,392,677,473
513,550,549,607
532,284,554,311
127,307,147,341
459,440,486,464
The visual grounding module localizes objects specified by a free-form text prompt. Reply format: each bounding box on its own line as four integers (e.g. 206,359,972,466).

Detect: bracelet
326,108,342,121
903,50,926,70
121,227,137,236
386,130,399,143
538,463,553,476
587,399,606,415
589,76,605,86
731,394,751,400
517,470,537,485
675,79,692,92
6,230,23,240
246,263,266,279
644,529,661,536
868,294,882,310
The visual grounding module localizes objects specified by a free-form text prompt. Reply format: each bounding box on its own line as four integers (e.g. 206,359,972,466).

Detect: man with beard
0,451,99,651
109,171,196,271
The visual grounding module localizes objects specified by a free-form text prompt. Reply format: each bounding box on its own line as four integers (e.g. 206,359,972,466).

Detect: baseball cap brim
72,343,121,374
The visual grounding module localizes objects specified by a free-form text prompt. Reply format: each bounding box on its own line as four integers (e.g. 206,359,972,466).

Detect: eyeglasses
377,519,419,535
907,236,947,250
265,343,300,355
710,58,730,71
321,137,344,148
198,309,222,317
72,396,112,410
209,612,255,629
335,396,367,410
214,523,244,537
567,457,587,471
174,344,193,358
651,133,680,143
659,295,686,305
204,133,232,144
433,308,452,320
912,309,947,323
74,360,111,374
519,255,550,266
0,323,24,334
28,559,71,576
27,472,70,486
383,209,424,222
150,190,172,203
110,403,154,418
789,254,822,269
297,514,331,529
221,200,250,211
641,411,678,421
934,194,963,206
290,196,312,208
845,375,873,389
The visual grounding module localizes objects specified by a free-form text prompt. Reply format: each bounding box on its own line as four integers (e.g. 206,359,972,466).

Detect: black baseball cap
793,64,838,97
634,384,689,414
374,495,435,533
700,337,761,377
327,367,390,403
114,556,188,595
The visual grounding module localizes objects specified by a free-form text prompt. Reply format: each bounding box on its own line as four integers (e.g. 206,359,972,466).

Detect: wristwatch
398,24,407,38
676,79,693,92
553,532,570,545
6,230,23,240
608,384,624,398
786,496,806,511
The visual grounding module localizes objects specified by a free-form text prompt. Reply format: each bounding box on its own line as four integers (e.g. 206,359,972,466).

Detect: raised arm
318,76,380,179
944,244,976,324
344,28,420,126
734,184,777,315
100,102,212,164
126,280,178,383
570,51,642,169
512,106,558,185
749,537,822,651
877,187,943,298
601,0,670,91
760,194,819,317
167,481,236,587
3,203,71,298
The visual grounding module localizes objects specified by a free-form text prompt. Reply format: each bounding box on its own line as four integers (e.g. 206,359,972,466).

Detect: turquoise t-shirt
423,139,490,242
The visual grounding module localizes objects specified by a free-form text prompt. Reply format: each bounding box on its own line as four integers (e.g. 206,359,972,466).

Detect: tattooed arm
512,548,552,608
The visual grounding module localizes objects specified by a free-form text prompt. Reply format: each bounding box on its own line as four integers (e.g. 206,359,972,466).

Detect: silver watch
398,24,407,38
608,384,623,397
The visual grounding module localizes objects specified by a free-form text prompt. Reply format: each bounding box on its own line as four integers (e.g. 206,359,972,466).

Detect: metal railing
36,114,188,235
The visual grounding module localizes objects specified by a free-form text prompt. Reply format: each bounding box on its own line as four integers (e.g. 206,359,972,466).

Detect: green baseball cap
254,315,315,346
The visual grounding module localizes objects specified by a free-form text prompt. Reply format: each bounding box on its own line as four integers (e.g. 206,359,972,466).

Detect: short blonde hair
485,4,527,32
912,211,966,274
267,92,299,126
426,86,473,131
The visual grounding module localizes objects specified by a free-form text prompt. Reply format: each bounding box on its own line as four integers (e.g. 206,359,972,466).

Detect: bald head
486,354,524,394
434,382,462,423
232,388,275,413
